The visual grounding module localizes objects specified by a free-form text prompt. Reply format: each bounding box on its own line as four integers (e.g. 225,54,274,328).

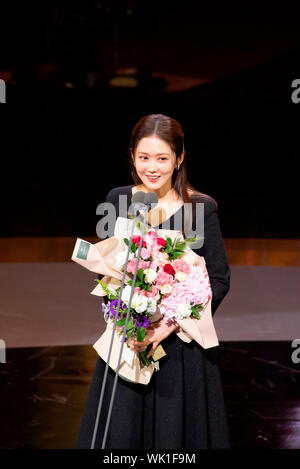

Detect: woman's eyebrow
137,152,169,155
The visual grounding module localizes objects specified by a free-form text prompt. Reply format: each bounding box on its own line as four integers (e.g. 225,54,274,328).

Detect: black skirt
74,332,231,449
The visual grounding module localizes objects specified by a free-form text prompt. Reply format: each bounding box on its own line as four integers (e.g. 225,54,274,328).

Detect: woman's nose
148,160,158,172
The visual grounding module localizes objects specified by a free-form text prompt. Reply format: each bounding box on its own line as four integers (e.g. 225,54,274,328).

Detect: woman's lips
146,175,160,183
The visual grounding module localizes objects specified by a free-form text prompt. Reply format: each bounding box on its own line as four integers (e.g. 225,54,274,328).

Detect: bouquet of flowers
71,215,219,384
96,229,212,368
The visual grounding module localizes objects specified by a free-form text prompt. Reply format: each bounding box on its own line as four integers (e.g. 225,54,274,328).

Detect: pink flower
155,270,174,286
141,248,151,260
144,284,160,299
132,235,146,248
144,230,164,256
149,262,158,271
126,258,150,274
138,289,148,297
160,265,212,320
156,237,166,247
144,231,158,247
158,252,169,260
163,264,176,276
171,259,190,274
152,251,169,267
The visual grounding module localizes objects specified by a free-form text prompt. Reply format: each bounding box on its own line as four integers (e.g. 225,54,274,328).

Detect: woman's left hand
129,318,178,358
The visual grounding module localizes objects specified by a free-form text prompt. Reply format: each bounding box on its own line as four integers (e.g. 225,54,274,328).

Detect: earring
177,164,180,171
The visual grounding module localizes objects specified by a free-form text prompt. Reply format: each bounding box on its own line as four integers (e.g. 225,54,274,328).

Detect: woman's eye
139,156,167,160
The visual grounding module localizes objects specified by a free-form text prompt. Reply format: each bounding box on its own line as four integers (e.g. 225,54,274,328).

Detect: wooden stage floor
1,237,300,265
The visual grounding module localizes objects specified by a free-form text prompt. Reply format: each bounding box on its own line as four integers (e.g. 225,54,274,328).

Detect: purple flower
102,303,110,314
134,314,150,329
109,298,127,318
142,317,150,328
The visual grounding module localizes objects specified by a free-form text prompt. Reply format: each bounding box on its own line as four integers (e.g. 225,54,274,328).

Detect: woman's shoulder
105,185,132,202
188,188,218,211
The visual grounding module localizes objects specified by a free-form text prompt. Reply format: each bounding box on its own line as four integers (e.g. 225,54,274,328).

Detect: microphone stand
90,205,150,449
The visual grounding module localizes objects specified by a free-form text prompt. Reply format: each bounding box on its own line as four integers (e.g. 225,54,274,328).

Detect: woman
75,114,231,449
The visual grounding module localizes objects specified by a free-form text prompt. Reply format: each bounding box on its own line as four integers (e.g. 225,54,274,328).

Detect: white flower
130,292,138,309
147,298,157,314
134,294,148,313
115,250,134,269
175,303,192,320
181,251,197,266
121,285,132,305
174,271,188,282
159,284,173,295
144,268,158,284
107,286,117,296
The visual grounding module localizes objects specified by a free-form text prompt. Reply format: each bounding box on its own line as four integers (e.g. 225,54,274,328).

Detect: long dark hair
128,113,205,234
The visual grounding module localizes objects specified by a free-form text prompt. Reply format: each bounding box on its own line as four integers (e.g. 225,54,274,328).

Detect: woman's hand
129,318,178,358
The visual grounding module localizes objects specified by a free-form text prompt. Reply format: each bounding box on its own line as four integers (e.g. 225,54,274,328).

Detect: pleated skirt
74,332,231,449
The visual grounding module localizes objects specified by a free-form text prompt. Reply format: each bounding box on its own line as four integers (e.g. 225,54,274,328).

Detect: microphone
144,191,158,209
129,191,158,217
128,191,147,217
132,190,146,205
135,191,158,222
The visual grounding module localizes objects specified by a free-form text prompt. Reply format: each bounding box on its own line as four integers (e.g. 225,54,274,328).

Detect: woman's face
132,136,183,194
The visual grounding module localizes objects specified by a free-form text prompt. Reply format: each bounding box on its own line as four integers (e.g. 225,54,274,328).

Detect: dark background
1,2,300,238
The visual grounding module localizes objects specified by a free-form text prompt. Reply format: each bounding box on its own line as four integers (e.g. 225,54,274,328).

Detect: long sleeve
193,197,231,316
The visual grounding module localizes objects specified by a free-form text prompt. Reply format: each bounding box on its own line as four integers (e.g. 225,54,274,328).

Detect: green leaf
136,219,143,232
191,310,200,319
165,237,173,252
131,243,137,253
169,250,184,259
127,280,133,285
116,318,126,326
95,279,115,299
127,329,134,340
185,235,196,243
146,284,152,291
192,304,204,312
127,319,134,330
138,268,144,281
123,238,129,246
136,326,145,342
174,241,186,250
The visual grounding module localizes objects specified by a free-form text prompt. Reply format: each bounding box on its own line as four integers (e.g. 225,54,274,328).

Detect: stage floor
0,342,299,449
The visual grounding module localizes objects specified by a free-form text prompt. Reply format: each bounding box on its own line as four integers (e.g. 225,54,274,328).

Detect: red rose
163,264,175,276
132,235,146,247
156,237,166,247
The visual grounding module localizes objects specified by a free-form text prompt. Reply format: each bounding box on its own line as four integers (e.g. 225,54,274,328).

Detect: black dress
74,185,231,449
